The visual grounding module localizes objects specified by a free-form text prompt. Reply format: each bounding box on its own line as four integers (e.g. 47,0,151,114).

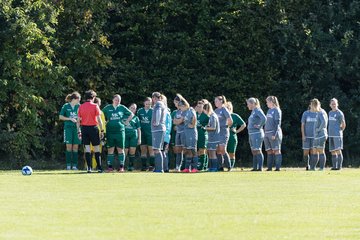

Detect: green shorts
197,131,208,149
141,131,152,146
227,134,238,153
125,131,138,148
64,127,81,145
107,132,125,149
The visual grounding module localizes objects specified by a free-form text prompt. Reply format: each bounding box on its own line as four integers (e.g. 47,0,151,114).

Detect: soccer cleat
191,168,199,173
275,169,280,171
153,170,164,173
218,167,224,172
72,166,78,170
250,168,257,171
227,167,232,172
97,169,104,173
87,167,92,173
141,167,147,171
118,167,125,173
106,167,114,173
182,168,190,173
148,166,154,171
266,168,272,171
330,167,337,171
66,166,71,170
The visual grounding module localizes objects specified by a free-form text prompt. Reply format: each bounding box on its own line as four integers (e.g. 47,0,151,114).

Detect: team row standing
59,91,345,172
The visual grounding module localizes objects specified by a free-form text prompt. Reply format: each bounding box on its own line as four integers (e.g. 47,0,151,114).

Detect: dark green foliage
0,0,359,168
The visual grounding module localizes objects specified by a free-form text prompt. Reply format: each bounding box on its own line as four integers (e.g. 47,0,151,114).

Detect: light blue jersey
151,101,166,132
184,107,196,129
328,109,345,137
215,107,231,128
164,109,172,143
301,110,318,138
207,113,220,142
174,110,186,133
247,107,266,134
316,109,328,138
265,108,282,137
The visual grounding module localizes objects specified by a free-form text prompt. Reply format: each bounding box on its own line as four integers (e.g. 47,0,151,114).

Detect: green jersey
196,112,209,135
230,113,245,135
125,116,141,133
137,108,153,133
102,104,132,133
59,103,80,128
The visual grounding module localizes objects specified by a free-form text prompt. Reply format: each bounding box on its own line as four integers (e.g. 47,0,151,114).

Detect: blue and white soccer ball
22,166,33,176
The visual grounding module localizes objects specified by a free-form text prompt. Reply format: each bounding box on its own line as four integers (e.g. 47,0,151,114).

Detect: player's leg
303,138,311,170
116,132,126,172
153,131,165,173
89,126,102,172
264,136,274,171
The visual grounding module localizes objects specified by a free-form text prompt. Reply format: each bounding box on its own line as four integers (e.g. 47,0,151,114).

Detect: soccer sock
128,154,135,169
149,156,155,167
95,152,102,170
230,159,236,169
85,152,92,170
198,154,206,170
304,155,310,169
192,153,199,170
72,151,78,168
310,154,318,170
107,154,114,168
141,156,147,169
211,158,218,170
331,154,337,169
185,157,192,169
217,154,223,169
319,153,326,170
267,154,275,170
65,151,72,167
257,153,264,170
204,154,209,169
252,155,257,170
223,153,231,168
162,152,169,171
275,154,282,170
338,153,343,169
154,152,163,172
119,153,125,167
175,153,183,169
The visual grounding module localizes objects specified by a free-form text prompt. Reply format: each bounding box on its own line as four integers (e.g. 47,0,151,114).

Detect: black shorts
81,126,100,146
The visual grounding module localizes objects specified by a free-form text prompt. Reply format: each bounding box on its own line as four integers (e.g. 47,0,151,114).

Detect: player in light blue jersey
247,98,267,171
301,99,321,170
264,96,283,171
328,98,346,170
151,92,167,173
173,94,186,171
204,102,220,172
315,107,328,170
161,95,172,172
179,98,199,173
214,96,233,171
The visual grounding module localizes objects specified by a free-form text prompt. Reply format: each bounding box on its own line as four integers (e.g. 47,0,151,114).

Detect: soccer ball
22,166,33,176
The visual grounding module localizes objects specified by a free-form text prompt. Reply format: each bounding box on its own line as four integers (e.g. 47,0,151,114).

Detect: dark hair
152,92,161,99
84,90,96,101
174,93,184,102
65,91,81,102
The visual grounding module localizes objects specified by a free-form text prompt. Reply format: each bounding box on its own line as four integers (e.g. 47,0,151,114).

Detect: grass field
1,168,360,240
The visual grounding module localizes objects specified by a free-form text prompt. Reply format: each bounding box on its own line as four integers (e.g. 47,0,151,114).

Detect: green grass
1,169,360,240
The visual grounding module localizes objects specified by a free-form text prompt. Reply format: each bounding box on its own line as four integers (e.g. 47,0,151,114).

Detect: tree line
0,0,359,168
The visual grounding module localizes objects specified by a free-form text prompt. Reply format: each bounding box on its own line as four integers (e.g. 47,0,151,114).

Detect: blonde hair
65,92,81,102
310,98,321,112
247,97,261,108
225,101,233,113
266,96,280,108
203,102,214,115
161,94,168,108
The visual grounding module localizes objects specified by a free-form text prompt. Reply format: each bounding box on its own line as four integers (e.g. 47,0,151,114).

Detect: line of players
59,90,345,173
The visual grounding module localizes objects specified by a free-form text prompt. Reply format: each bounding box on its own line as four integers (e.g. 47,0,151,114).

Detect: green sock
204,154,209,169
198,154,206,170
65,151,72,167
119,153,125,167
107,154,114,168
149,156,155,167
128,154,135,170
72,151,78,168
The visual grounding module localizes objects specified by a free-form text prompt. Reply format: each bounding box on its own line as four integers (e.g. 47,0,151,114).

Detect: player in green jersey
59,92,81,170
102,95,134,172
226,102,246,168
137,97,155,171
195,99,210,171
125,103,141,171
